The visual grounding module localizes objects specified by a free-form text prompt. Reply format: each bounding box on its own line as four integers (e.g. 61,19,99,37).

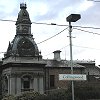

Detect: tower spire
16,3,32,35
4,3,40,58
20,3,27,9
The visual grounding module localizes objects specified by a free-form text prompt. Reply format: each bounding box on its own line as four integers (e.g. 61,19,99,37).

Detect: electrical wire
46,44,100,57
0,19,68,26
73,27,100,35
43,45,69,57
37,27,68,44
73,26,100,30
0,19,16,22
32,22,68,27
1,18,100,30
44,44,100,57
72,45,100,50
87,0,100,2
0,52,5,54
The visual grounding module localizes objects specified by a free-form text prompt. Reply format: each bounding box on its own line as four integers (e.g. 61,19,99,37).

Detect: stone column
9,77,16,95
8,75,10,94
34,77,38,92
16,77,21,94
39,77,44,94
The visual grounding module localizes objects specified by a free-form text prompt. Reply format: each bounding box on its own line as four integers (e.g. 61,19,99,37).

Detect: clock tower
16,3,31,35
1,3,46,96
4,3,41,57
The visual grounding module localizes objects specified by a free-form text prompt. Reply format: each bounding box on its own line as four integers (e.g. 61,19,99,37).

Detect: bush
46,89,67,100
15,91,47,100
2,95,15,100
74,82,100,100
2,91,47,100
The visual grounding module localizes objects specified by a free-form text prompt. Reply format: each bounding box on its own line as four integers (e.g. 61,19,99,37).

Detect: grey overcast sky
0,0,100,65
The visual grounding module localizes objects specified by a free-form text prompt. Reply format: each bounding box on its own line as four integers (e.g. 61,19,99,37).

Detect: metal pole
69,22,74,100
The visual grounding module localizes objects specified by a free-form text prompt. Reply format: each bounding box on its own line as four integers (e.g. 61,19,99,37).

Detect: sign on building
59,74,87,81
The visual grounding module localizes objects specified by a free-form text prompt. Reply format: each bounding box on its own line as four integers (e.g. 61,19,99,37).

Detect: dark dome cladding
4,3,41,58
17,38,39,57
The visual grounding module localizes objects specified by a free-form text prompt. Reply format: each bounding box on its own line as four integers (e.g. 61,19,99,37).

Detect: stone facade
1,63,45,95
1,3,45,96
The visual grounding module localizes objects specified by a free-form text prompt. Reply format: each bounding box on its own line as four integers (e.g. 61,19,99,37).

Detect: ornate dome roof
4,3,41,58
5,36,40,57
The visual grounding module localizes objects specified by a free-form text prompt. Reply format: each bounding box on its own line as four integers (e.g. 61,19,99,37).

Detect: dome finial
20,3,27,9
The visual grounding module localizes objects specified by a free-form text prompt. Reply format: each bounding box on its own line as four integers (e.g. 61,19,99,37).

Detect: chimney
53,50,61,61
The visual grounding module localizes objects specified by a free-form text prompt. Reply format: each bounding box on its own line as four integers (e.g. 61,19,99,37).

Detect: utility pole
66,14,81,100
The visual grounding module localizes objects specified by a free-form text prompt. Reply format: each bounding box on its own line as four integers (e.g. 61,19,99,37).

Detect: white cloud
78,0,94,12
0,0,17,13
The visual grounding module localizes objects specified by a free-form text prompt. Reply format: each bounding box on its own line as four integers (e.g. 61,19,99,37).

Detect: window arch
21,75,33,92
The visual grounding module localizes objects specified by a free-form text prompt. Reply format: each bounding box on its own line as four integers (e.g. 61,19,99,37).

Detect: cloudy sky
0,0,100,65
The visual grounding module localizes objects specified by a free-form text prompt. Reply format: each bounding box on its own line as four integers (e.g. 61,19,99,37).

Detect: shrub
15,91,47,100
2,95,15,100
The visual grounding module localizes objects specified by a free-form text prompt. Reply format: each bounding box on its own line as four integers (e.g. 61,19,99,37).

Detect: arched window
21,75,32,92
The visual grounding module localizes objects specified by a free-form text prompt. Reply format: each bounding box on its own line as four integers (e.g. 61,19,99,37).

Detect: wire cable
73,45,100,50
0,19,68,26
32,22,68,26
73,25,100,30
37,27,68,44
0,19,16,22
73,27,100,35
1,18,100,30
43,45,69,57
44,44,100,58
87,0,100,2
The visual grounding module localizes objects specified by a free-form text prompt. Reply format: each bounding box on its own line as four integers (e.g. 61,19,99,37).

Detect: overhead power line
0,19,68,26
0,19,16,22
1,18,100,30
44,45,69,57
44,44,100,57
32,22,68,26
73,45,100,50
73,26,100,29
87,0,100,2
37,27,68,44
73,27,100,35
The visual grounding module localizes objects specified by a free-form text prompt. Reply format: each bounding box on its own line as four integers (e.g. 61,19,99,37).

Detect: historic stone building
0,3,100,96
1,3,46,95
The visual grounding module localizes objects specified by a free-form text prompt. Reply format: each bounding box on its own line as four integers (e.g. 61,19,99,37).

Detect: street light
66,14,81,100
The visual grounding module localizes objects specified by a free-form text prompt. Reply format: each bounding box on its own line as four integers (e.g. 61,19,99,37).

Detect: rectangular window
50,75,55,88
23,80,30,89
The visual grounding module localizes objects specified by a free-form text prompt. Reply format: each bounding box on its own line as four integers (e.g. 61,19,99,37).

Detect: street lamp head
66,14,81,22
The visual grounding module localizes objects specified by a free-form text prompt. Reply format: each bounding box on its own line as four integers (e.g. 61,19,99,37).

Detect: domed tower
1,3,45,96
4,3,41,58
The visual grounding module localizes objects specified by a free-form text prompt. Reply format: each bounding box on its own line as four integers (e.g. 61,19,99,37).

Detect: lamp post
66,14,81,100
